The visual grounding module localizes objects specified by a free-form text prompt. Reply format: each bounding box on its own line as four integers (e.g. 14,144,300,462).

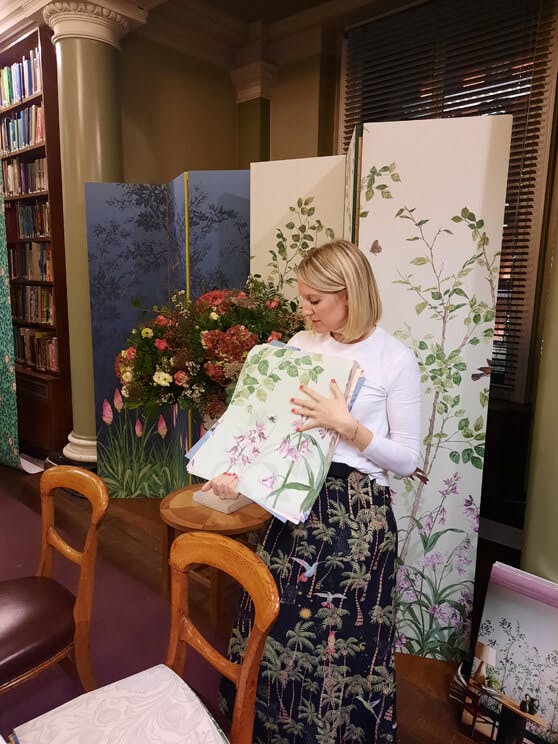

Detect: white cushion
13,664,229,744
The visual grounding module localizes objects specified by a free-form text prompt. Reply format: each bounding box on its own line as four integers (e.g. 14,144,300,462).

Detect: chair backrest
167,531,279,744
38,466,109,630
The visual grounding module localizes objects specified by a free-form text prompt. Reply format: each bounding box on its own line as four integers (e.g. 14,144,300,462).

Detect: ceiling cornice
134,0,249,66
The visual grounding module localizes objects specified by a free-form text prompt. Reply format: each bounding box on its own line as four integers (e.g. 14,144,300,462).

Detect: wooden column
231,61,275,168
43,1,145,462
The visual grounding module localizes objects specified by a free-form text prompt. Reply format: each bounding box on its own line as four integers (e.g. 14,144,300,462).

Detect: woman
205,240,421,743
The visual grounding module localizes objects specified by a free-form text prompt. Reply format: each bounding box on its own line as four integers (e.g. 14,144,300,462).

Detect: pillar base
63,431,97,463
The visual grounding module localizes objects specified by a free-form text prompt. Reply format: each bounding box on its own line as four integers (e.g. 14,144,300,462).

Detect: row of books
5,201,50,239
0,104,44,155
14,328,58,372
2,156,48,196
0,48,41,109
10,284,55,325
8,241,53,281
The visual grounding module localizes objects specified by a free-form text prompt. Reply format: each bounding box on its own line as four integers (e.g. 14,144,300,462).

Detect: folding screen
0,195,20,467
86,171,250,497
249,117,512,660
250,156,346,297
353,117,512,659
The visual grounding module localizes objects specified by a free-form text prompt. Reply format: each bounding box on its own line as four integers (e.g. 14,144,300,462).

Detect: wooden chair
12,531,280,744
0,466,109,694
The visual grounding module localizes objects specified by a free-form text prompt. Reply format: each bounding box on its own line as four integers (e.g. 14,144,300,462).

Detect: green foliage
360,163,401,215
269,196,336,291
97,407,189,498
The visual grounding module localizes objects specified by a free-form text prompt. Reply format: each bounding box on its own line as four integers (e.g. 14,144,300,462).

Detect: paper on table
187,343,362,524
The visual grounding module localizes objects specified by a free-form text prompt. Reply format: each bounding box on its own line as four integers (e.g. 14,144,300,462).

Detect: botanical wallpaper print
186,171,250,298
268,196,336,294
97,394,189,498
478,573,558,742
86,173,250,497
223,471,398,744
86,181,170,427
250,156,346,299
356,117,512,661
0,195,20,467
188,344,359,523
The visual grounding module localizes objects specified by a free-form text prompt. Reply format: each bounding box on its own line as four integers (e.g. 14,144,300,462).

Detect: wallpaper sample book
186,343,361,524
461,561,558,741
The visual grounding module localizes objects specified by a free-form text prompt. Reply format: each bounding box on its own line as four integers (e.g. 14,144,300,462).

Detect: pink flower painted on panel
113,388,123,412
135,418,143,437
157,414,167,438
155,338,168,351
102,399,113,425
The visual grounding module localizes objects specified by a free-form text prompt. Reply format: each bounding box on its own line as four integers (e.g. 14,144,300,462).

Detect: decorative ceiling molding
231,60,277,102
134,0,249,65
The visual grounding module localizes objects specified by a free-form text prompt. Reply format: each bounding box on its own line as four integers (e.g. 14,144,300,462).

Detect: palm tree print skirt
222,462,398,744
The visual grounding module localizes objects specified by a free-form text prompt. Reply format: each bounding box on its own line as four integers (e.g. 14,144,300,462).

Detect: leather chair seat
0,576,75,683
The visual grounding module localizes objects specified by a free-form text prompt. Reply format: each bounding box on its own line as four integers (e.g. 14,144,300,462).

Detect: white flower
122,370,133,383
121,385,129,398
210,311,220,321
153,370,172,387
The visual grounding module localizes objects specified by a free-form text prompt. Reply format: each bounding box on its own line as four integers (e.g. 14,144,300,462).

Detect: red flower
173,370,189,386
154,338,168,351
267,331,282,342
195,289,229,311
154,314,169,326
266,299,280,309
124,346,136,360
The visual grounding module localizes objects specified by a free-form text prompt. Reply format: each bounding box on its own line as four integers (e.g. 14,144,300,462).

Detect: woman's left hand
291,379,354,435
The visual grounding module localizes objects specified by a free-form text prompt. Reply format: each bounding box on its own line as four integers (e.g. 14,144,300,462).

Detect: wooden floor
1,463,521,743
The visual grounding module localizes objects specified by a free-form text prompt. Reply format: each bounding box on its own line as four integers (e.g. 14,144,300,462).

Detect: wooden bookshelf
0,26,72,458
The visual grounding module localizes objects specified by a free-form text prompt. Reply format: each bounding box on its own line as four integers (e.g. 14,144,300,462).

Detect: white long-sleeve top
289,326,422,486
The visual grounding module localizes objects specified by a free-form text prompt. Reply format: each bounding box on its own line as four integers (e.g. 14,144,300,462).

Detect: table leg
162,523,175,596
495,707,527,744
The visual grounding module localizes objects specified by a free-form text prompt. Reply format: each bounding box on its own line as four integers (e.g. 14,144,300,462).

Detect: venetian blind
341,0,558,403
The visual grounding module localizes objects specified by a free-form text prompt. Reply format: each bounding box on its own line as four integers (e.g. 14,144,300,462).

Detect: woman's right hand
200,473,239,500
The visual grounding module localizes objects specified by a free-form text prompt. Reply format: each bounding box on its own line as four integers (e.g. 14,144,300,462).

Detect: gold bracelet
348,420,359,442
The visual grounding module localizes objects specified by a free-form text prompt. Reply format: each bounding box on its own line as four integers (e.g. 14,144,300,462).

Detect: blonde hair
296,240,382,343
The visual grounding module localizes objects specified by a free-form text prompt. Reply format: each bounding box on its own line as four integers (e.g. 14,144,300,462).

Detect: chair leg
162,524,175,596
73,636,97,692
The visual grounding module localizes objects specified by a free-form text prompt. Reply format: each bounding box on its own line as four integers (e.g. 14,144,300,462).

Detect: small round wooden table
160,484,270,622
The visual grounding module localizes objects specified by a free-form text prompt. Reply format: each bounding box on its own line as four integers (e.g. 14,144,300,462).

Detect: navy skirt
222,462,398,743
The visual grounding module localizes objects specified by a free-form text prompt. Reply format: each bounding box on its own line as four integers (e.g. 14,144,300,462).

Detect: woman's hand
200,472,239,500
291,379,355,437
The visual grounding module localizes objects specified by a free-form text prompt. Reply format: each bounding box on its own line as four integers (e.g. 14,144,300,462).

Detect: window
341,0,558,403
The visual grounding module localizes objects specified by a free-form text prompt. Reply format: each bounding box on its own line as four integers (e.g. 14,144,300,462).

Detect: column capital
231,61,277,103
43,1,146,49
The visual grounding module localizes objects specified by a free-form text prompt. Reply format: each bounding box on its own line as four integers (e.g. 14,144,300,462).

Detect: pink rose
155,338,168,351
154,315,169,326
124,346,136,361
267,331,282,342
266,299,280,309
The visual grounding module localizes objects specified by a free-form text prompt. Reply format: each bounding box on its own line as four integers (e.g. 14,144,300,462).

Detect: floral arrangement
114,276,304,421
